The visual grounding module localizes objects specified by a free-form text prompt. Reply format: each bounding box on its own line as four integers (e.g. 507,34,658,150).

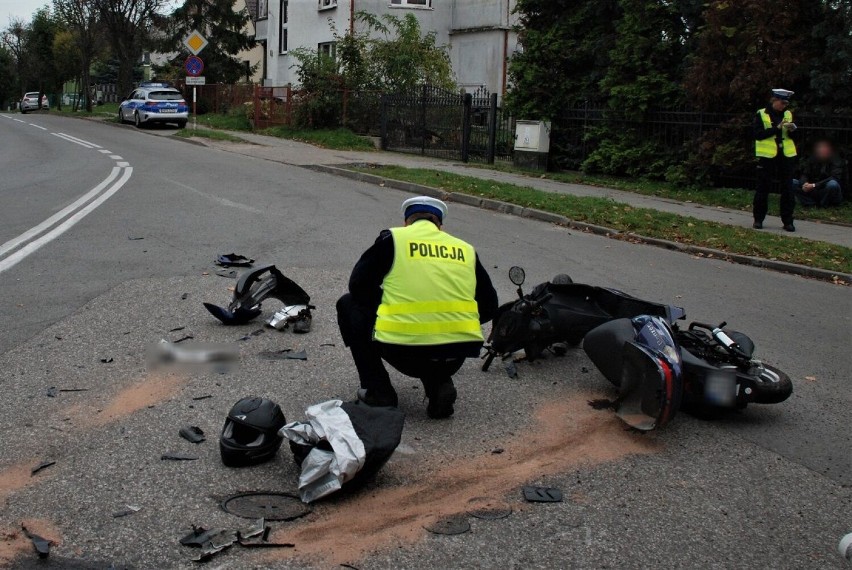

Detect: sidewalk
180,127,852,249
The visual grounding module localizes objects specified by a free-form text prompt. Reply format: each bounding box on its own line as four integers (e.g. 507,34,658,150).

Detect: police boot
423,379,457,419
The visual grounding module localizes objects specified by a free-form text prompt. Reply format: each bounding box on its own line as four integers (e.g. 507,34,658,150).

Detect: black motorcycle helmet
220,397,286,467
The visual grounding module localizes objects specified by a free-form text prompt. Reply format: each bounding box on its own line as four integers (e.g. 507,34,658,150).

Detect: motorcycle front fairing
204,265,312,325
584,316,684,431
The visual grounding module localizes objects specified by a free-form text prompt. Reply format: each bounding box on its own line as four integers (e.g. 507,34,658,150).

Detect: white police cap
401,196,448,222
771,88,795,101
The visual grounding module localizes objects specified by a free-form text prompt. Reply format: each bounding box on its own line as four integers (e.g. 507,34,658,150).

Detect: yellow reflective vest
756,109,797,158
374,220,483,346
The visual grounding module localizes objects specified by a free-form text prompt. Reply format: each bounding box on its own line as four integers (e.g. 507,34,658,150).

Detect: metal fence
174,82,254,116
380,85,514,164
555,103,852,188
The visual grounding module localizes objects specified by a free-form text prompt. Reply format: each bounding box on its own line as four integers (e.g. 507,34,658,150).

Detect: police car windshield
149,91,183,101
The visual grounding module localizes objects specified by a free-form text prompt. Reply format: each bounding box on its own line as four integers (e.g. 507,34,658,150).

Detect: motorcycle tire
743,363,793,404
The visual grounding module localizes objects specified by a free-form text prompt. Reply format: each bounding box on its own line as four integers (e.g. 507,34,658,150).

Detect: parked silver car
20,92,49,113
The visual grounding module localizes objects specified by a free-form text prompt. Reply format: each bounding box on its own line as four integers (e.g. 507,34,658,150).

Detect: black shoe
356,388,398,408
783,223,796,232
752,222,763,229
425,381,457,419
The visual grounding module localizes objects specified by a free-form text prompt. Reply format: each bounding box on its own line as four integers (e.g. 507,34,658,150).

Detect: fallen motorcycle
584,316,793,431
482,266,684,374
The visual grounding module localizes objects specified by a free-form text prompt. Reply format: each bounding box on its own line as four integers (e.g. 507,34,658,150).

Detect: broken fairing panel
267,304,311,331
204,265,312,326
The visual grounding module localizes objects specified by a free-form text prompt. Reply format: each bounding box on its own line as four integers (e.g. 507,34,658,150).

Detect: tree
95,0,166,95
2,19,30,98
28,8,63,108
159,0,256,84
684,0,823,113
808,0,852,114
583,0,691,177
54,0,103,111
0,45,18,109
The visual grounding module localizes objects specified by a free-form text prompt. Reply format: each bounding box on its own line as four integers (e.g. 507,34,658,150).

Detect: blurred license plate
160,109,177,113
704,369,737,407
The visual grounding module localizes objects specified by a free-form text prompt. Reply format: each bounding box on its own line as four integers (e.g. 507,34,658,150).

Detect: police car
119,82,189,128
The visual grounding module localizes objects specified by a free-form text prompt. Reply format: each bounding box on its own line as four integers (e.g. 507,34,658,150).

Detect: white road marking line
57,133,102,148
165,177,266,215
51,133,95,148
0,167,133,274
98,149,112,154
13,118,25,123
109,155,123,160
116,161,130,167
1,114,14,119
0,168,122,259
28,123,47,130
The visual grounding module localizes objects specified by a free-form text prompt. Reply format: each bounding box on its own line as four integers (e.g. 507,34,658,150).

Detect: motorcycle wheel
743,363,793,404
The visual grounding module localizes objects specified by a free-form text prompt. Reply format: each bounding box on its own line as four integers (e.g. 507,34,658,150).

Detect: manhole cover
466,497,512,520
220,492,310,521
423,516,471,536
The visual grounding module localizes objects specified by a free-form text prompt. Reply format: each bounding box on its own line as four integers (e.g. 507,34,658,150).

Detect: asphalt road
0,113,849,569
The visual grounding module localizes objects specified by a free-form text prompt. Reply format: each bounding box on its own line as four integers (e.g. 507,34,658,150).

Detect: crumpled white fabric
279,400,366,503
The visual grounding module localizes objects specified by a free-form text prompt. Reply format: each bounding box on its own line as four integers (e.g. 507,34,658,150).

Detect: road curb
304,164,851,285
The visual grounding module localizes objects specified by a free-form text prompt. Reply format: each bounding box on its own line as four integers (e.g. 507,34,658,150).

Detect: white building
250,0,518,96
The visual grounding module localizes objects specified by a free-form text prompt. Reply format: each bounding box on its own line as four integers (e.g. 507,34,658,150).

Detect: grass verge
474,163,852,225
174,128,244,142
350,165,851,275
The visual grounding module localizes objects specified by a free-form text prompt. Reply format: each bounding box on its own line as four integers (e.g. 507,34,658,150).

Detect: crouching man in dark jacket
337,196,498,419
794,140,845,207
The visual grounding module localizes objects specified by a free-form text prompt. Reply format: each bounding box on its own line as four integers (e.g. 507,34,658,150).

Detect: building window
279,0,288,53
390,0,431,7
318,0,337,10
318,41,336,58
258,0,268,19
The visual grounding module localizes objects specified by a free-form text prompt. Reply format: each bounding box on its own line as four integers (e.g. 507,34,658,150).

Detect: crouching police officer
754,88,798,232
337,196,498,418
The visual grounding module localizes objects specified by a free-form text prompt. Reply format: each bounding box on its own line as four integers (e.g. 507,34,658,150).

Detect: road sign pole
193,87,197,130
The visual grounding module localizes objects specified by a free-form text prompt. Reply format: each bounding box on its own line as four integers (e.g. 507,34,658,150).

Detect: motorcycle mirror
508,266,526,286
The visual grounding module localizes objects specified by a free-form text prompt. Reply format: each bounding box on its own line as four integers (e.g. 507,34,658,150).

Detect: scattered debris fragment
204,265,311,326
491,448,504,454
31,460,56,475
215,268,238,279
258,349,307,361
179,426,206,444
46,386,58,397
320,343,336,347
215,253,255,267
169,326,186,332
192,395,213,401
267,304,313,333
127,236,145,241
22,525,51,558
173,335,194,344
100,357,114,364
423,516,471,535
161,453,199,461
220,492,310,521
181,293,189,300
522,486,563,503
180,519,291,562
113,505,141,518
466,497,512,520
587,399,616,410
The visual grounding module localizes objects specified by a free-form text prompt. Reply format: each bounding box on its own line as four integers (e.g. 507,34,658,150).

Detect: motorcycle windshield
616,341,681,431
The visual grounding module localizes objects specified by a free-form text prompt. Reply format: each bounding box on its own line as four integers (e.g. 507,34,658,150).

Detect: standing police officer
337,196,498,419
753,88,797,232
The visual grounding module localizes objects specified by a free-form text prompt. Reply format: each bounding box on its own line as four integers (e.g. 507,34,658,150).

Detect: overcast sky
1,0,48,23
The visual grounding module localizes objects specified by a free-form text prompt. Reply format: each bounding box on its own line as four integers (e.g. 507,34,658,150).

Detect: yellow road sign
183,30,208,55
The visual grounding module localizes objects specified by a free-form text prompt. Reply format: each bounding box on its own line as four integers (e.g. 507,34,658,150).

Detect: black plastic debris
423,516,471,535
491,448,504,454
179,426,206,444
180,526,224,547
48,387,88,396
46,387,58,397
181,293,189,300
173,335,194,344
215,253,254,267
258,349,307,361
31,460,56,475
320,343,336,347
180,520,290,562
161,453,199,461
204,265,311,326
112,505,141,518
522,486,563,503
192,395,213,401
215,268,238,279
220,492,310,522
588,398,617,410
169,326,186,332
466,497,512,520
127,236,144,241
22,525,51,558
100,357,114,364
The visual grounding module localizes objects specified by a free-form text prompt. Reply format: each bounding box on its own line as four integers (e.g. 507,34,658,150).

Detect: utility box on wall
513,120,551,171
